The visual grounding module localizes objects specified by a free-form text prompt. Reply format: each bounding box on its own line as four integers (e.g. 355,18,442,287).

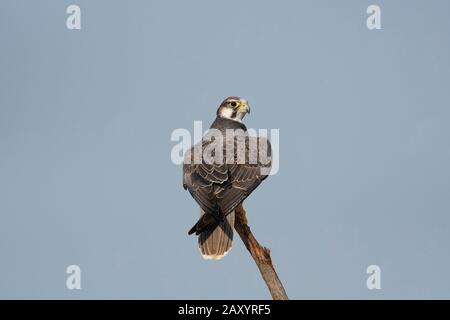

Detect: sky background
1,0,450,299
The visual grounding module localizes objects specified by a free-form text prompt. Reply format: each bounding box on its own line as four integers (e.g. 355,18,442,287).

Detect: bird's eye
230,101,237,107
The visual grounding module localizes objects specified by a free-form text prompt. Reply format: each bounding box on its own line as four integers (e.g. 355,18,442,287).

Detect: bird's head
216,96,250,122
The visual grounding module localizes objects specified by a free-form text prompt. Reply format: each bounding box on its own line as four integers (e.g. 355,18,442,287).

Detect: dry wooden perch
234,204,289,300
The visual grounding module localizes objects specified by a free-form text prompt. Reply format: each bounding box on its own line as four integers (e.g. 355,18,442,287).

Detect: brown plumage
183,97,272,260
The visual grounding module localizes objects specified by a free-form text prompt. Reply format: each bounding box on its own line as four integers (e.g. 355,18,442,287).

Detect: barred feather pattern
198,209,235,260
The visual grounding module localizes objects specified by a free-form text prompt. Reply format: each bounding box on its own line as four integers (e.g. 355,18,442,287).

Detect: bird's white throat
219,108,245,122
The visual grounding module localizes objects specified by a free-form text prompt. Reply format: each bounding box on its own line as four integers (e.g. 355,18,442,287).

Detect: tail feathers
198,210,235,260
198,211,234,260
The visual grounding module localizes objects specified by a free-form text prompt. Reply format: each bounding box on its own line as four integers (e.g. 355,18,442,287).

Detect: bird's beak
239,99,250,114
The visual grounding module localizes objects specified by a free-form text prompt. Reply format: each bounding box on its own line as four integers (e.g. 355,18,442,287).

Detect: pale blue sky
1,1,450,299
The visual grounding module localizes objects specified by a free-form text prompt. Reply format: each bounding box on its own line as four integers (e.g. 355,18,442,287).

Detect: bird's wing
183,135,272,217
215,135,272,215
183,139,228,216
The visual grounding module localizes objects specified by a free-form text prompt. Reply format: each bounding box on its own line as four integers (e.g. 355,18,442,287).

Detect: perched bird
183,97,272,260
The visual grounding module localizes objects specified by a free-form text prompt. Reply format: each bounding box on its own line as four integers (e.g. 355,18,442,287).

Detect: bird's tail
189,209,235,260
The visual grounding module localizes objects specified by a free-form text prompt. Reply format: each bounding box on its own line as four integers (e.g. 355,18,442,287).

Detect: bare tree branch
234,204,289,300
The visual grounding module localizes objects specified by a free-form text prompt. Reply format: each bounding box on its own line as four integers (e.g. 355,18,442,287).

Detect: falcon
183,97,272,260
